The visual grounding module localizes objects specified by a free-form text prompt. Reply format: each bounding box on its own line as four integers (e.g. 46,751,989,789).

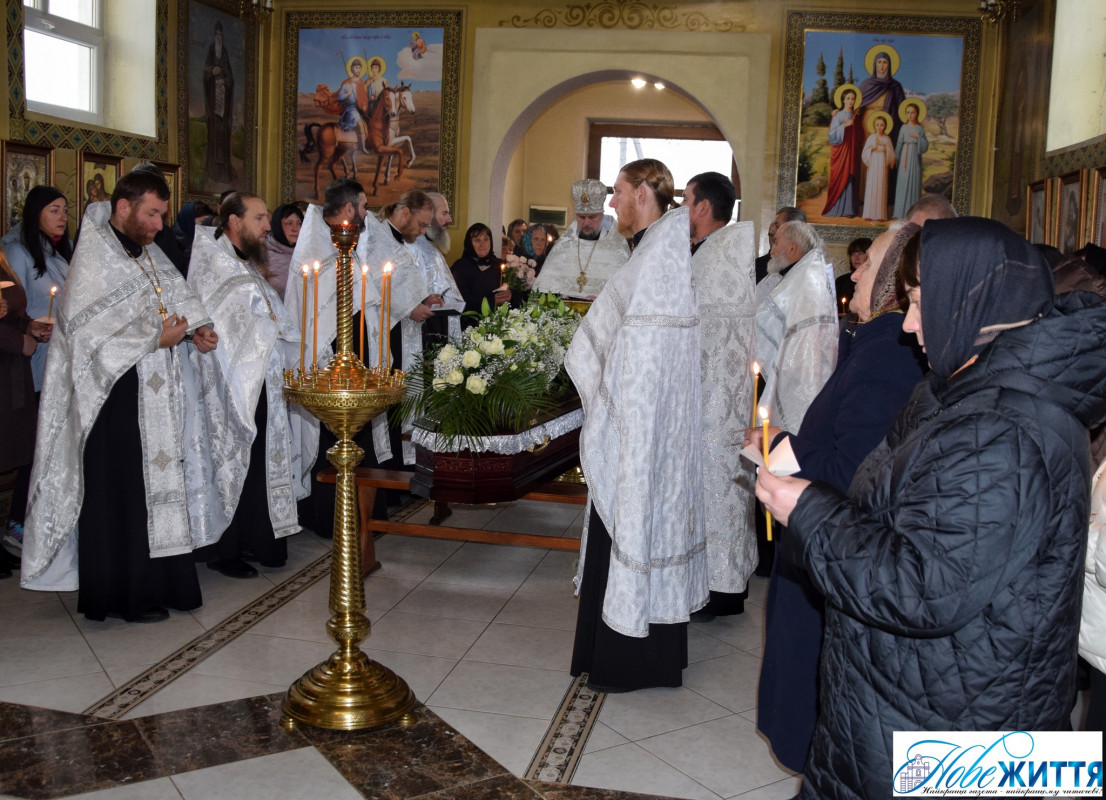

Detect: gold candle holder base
280,220,415,730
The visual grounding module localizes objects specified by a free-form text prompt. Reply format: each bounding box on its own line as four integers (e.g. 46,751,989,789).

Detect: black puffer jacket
783,291,1106,800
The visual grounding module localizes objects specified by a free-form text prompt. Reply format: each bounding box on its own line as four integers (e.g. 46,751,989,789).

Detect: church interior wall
2,0,1103,255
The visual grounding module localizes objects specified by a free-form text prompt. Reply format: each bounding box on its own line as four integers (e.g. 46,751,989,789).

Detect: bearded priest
21,169,219,623
185,193,311,579
567,159,708,692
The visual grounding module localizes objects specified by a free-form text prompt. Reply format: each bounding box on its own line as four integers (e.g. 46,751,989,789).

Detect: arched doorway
466,28,771,234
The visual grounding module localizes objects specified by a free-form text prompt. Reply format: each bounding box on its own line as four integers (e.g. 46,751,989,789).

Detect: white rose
432,378,448,391
446,368,464,385
438,344,459,362
461,349,481,368
479,336,505,355
465,375,487,395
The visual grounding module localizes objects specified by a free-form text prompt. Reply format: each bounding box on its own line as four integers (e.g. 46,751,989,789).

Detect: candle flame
302,264,309,276
361,264,368,274
758,405,769,422
313,261,320,273
51,286,57,295
383,262,393,274
752,361,760,375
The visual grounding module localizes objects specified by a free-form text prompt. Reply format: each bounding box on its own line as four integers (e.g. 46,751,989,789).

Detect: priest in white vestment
533,179,630,298
412,191,464,343
755,220,838,435
683,172,758,618
568,159,708,693
22,170,219,623
184,194,311,579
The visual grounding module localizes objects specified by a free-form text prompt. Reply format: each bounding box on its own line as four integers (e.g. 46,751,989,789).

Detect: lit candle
840,296,848,315
751,362,761,426
500,263,506,287
360,264,368,364
378,265,386,370
312,261,320,369
383,262,393,372
299,264,308,374
760,405,772,540
47,285,57,320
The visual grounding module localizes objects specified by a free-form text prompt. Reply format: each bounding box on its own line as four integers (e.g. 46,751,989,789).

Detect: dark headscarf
869,222,919,317
919,217,1054,378
270,203,305,248
20,185,72,279
461,222,499,267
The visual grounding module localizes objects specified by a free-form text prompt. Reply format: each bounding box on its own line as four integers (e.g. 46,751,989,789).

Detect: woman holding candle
756,217,1106,799
0,249,51,571
747,221,927,776
451,223,514,329
0,186,72,391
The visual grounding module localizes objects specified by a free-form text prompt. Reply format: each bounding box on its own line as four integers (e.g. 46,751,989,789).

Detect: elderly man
904,193,957,224
569,158,707,692
754,206,807,284
683,172,758,618
186,192,310,578
22,170,218,622
533,179,630,297
413,191,464,343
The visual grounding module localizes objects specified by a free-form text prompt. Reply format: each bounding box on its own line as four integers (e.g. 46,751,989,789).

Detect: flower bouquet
502,253,537,292
399,292,581,454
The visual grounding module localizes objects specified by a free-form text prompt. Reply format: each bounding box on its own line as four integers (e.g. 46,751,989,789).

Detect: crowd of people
0,158,1103,799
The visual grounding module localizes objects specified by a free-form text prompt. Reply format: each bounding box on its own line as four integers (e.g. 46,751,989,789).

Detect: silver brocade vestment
691,222,758,594
755,246,838,434
412,234,464,341
533,217,630,297
22,215,214,590
183,228,310,545
566,206,708,637
285,206,429,464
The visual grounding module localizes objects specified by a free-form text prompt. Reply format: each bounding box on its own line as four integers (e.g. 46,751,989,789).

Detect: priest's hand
159,314,188,348
409,303,434,322
192,325,219,353
424,294,444,308
755,470,810,527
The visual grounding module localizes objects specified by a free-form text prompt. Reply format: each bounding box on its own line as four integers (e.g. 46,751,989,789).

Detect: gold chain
576,235,598,291
129,248,168,319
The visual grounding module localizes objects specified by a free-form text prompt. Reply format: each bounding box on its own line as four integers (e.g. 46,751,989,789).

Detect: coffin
410,403,582,504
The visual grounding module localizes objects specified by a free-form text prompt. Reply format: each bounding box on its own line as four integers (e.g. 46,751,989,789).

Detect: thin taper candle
378,266,386,370
383,263,393,372
751,362,761,426
312,261,320,369
360,264,368,364
299,264,308,374
760,405,772,540
47,285,57,319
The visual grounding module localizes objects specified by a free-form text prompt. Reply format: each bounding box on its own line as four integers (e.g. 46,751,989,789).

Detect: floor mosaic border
82,552,333,719
525,674,606,784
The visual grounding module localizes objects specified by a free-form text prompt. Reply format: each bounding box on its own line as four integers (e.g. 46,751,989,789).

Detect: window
23,0,103,126
587,122,741,219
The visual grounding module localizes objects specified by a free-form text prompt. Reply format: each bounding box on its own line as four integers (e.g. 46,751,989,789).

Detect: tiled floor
0,498,798,800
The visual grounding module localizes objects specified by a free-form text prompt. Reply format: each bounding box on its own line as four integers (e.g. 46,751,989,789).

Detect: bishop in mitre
533,179,630,298
22,170,219,623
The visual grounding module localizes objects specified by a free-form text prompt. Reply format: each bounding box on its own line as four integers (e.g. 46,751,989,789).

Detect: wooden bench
317,467,585,576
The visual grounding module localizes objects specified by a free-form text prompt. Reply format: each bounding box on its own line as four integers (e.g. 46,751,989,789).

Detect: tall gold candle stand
281,221,414,730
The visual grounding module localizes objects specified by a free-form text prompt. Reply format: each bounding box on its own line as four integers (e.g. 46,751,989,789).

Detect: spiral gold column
281,221,414,730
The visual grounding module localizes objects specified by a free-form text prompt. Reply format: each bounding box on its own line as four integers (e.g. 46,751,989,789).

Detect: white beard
426,225,450,254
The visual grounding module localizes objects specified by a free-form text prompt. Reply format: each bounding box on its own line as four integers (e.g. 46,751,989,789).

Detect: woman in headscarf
450,222,512,329
752,221,927,775
757,217,1106,799
514,223,549,274
265,203,304,300
0,185,71,391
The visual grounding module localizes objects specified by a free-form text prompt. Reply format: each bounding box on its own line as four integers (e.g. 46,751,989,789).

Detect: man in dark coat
757,218,1106,799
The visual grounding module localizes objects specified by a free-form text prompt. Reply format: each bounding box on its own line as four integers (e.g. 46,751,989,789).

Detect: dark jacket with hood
782,218,1106,799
